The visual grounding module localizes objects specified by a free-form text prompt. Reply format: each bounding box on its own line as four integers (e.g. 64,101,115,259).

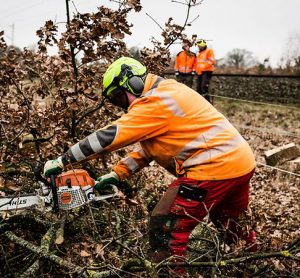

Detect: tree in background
129,46,141,61
279,32,300,75
222,48,257,69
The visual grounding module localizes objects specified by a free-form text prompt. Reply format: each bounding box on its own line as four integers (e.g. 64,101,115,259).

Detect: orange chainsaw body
55,169,95,188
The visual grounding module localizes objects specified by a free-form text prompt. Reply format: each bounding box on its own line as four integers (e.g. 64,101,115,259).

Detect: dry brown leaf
55,235,64,245
6,183,21,192
80,250,91,257
0,165,5,174
0,177,5,188
95,244,104,258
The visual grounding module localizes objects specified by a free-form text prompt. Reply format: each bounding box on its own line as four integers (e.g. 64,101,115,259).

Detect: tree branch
5,231,83,274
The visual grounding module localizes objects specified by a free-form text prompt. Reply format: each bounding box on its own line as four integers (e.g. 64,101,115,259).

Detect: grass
214,96,300,137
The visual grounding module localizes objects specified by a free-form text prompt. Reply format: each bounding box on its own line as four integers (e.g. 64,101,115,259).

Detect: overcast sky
1,0,300,67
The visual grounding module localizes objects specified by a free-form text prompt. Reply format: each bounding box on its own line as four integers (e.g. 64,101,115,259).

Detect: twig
145,13,164,31
55,215,67,245
7,75,30,144
100,229,136,252
5,231,83,274
115,240,158,277
20,224,57,278
74,100,104,126
65,0,78,79
287,237,300,251
159,249,300,267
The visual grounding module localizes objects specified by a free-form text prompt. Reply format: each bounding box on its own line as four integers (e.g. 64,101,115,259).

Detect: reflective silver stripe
179,66,192,70
182,134,245,168
150,76,164,90
122,157,139,172
88,132,103,153
138,148,153,163
177,119,232,160
143,89,154,97
70,143,86,161
143,89,185,117
155,92,185,117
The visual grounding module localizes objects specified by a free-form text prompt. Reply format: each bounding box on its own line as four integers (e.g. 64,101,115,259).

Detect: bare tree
223,48,257,69
279,32,300,74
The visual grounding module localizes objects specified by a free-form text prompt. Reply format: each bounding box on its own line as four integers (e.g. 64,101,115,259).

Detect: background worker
195,39,216,103
174,41,196,88
43,57,256,273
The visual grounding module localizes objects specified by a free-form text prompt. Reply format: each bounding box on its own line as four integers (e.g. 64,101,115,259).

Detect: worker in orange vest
195,39,216,103
174,41,196,88
44,57,256,274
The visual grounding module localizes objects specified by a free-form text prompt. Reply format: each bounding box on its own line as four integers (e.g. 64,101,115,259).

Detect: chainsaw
0,169,119,213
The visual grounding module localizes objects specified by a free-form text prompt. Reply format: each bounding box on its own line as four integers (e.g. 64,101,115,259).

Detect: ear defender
126,76,145,96
116,64,145,96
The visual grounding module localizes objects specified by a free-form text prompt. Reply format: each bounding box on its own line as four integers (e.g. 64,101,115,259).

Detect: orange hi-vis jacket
63,74,255,181
174,50,196,74
195,48,216,75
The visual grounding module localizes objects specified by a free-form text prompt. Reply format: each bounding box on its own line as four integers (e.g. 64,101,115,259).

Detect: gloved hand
95,171,120,191
43,156,64,177
191,71,195,75
175,71,179,76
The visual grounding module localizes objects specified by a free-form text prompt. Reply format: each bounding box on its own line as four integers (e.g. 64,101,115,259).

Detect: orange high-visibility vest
64,74,255,181
195,48,216,75
174,50,196,74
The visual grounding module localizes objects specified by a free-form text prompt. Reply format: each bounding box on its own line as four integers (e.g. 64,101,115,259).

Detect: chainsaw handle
34,165,50,186
50,174,59,213
92,184,119,202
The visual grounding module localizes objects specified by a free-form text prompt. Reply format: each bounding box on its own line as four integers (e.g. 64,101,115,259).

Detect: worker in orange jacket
195,39,216,103
44,57,256,273
174,42,196,88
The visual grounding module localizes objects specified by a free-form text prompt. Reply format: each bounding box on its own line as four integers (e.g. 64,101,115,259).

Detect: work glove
95,171,120,191
43,156,64,177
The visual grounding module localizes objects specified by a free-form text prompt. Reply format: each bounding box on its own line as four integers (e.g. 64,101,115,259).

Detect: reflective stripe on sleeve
121,157,140,172
88,132,104,153
182,134,245,168
70,143,86,161
177,119,232,160
66,125,117,163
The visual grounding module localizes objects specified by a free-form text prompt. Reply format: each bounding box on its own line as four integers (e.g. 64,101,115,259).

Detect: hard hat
103,57,147,98
196,39,207,47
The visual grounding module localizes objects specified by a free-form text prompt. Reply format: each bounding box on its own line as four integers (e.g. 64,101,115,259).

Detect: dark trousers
176,74,194,89
196,71,213,103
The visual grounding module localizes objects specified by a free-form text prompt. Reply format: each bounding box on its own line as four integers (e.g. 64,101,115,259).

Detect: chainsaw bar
0,194,41,211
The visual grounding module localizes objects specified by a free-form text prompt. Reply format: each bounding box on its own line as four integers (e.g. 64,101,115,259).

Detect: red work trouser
149,170,254,257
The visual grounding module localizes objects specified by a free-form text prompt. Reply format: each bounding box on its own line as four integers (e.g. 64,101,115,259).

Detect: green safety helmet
102,57,147,98
196,39,207,48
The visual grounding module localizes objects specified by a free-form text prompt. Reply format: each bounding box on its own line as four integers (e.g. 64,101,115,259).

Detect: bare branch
145,13,164,31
